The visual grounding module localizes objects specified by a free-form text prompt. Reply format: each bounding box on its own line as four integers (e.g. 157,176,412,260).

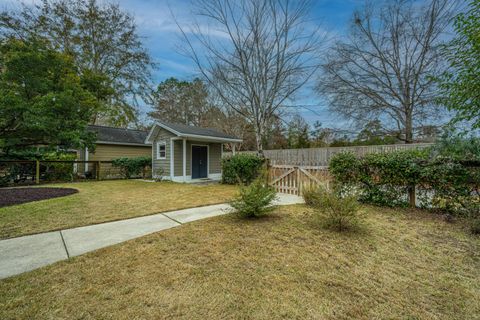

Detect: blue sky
1,0,364,127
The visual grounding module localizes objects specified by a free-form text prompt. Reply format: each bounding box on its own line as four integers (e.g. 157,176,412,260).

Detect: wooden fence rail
268,164,331,196
0,160,151,186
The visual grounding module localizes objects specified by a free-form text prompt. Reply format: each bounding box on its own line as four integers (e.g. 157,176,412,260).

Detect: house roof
88,125,150,146
145,121,243,143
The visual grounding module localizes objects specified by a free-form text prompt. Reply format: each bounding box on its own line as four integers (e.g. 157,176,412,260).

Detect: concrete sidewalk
0,193,303,279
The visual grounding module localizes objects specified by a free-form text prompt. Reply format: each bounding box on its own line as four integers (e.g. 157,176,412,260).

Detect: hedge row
329,149,479,216
111,156,151,179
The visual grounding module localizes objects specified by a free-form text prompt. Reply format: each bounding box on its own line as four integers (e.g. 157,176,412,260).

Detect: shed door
192,146,208,179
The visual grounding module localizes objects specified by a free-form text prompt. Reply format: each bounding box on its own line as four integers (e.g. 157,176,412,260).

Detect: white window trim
156,141,166,160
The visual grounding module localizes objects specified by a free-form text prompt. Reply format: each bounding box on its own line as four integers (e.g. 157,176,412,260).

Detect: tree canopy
149,78,210,127
0,38,97,152
438,0,480,128
0,0,154,126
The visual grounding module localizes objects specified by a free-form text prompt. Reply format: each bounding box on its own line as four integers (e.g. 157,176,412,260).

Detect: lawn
1,205,478,319
0,180,237,239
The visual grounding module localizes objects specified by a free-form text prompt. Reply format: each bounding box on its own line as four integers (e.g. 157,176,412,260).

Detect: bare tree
317,0,458,143
177,0,323,152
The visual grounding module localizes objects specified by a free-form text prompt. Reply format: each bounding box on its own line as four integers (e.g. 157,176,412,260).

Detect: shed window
157,141,166,159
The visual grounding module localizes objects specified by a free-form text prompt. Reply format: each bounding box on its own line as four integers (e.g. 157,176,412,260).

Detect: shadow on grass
223,210,285,225
303,209,372,240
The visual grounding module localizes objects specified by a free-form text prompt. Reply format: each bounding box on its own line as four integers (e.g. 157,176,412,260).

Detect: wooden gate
268,165,330,195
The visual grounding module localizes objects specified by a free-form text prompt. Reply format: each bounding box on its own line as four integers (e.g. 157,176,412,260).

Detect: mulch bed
0,187,78,208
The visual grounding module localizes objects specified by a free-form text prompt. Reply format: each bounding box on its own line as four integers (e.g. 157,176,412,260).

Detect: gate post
408,185,416,208
296,166,300,196
96,161,101,181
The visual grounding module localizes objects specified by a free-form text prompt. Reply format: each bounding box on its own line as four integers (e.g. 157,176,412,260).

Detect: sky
116,0,361,128
0,0,364,128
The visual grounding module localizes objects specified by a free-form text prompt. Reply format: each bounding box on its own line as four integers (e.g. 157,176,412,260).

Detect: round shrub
221,153,265,185
229,175,277,218
111,156,151,179
311,187,363,232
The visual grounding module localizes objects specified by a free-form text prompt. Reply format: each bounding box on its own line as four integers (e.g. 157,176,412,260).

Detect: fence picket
226,143,432,166
268,164,331,196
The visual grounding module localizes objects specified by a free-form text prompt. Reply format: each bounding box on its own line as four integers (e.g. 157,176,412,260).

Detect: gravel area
0,188,78,208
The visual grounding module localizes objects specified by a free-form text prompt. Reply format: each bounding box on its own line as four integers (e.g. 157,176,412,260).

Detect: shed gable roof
88,125,150,146
146,121,242,143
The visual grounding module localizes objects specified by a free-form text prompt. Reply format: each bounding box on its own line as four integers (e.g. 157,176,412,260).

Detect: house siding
173,140,183,177
209,143,222,174
171,140,222,178
151,127,176,177
77,144,151,174
88,144,151,161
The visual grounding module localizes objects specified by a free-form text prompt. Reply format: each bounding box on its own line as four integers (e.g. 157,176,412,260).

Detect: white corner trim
151,140,154,178
144,125,157,144
182,138,187,182
170,138,174,180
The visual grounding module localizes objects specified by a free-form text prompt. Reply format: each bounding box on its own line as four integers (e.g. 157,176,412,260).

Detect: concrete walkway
0,193,303,279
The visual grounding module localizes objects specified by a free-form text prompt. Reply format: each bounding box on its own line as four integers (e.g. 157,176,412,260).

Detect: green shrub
222,153,265,184
431,133,480,161
329,152,361,185
329,145,480,215
330,150,427,207
42,151,77,182
312,187,362,232
111,156,151,179
229,173,277,218
0,149,77,185
302,185,322,206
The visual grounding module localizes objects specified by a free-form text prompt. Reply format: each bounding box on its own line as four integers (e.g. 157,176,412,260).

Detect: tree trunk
405,110,413,144
254,123,264,156
408,185,416,208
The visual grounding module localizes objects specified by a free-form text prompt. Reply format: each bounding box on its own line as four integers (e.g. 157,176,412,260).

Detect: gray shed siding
209,143,222,174
151,127,175,177
173,140,183,177
151,126,223,179
172,140,222,177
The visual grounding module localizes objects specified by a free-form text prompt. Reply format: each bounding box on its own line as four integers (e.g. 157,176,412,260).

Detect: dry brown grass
1,205,479,319
0,180,237,239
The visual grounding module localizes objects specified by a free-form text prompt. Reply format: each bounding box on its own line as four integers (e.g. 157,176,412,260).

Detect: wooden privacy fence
225,143,433,166
268,164,330,196
263,143,433,166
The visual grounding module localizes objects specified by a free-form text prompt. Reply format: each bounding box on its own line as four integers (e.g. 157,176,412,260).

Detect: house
77,125,151,173
145,121,242,182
